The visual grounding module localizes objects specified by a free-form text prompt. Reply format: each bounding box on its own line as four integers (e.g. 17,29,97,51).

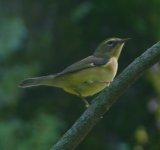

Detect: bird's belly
59,60,118,97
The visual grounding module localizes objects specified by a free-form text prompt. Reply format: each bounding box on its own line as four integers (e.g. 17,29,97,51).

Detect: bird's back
53,57,118,97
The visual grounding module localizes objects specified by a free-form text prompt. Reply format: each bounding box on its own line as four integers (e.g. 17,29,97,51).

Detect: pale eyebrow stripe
104,39,115,44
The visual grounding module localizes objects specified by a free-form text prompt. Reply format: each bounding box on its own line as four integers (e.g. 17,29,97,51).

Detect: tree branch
50,41,160,150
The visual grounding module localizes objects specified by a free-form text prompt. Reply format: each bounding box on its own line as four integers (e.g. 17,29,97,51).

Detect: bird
19,37,129,107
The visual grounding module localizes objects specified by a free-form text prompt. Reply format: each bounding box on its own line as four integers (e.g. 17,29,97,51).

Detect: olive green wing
19,55,108,88
56,55,108,76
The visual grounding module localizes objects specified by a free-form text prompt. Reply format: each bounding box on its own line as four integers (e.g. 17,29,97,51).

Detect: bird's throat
112,44,124,60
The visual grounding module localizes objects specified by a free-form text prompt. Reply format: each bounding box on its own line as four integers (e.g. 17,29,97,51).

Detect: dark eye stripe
107,40,115,46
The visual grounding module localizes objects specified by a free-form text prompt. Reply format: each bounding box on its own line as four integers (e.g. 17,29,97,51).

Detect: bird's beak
119,38,131,43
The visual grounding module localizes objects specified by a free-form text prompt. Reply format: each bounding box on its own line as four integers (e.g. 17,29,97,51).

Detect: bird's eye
107,40,115,47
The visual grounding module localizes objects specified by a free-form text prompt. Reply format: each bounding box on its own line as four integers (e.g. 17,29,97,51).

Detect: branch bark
50,41,160,150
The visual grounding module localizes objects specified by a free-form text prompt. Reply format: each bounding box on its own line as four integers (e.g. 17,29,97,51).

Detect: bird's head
94,37,130,59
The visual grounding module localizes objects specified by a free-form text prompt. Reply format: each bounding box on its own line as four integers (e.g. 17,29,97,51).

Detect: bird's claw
99,80,112,84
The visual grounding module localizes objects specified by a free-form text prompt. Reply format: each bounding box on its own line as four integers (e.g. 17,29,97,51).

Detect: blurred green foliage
0,0,160,150
0,112,64,150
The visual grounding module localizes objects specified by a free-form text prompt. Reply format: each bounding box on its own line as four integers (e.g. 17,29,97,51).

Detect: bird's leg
99,80,112,85
85,80,112,85
76,91,90,108
80,96,90,108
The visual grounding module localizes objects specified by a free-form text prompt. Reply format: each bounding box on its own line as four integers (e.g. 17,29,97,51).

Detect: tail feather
19,75,55,88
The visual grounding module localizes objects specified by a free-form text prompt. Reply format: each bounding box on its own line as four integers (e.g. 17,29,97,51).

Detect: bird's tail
19,75,55,88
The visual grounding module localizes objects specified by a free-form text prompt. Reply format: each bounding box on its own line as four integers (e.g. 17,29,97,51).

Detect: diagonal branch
50,41,160,150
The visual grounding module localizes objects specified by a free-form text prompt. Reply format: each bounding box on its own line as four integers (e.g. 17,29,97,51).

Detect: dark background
0,0,160,150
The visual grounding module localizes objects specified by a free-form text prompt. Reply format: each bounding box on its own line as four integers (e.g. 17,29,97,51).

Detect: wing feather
56,55,108,76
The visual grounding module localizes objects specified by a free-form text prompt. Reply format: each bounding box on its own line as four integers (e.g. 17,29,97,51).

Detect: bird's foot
102,80,112,84
99,80,112,84
81,97,90,108
76,91,90,108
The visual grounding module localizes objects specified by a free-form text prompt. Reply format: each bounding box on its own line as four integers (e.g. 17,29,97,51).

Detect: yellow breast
54,57,118,97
